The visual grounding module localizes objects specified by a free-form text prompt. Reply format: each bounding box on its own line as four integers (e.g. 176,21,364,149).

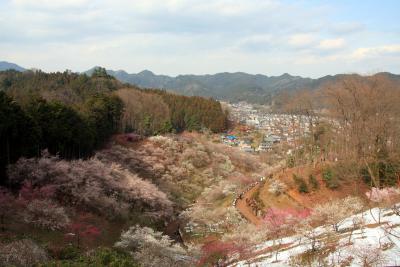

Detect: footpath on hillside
235,163,366,226
235,183,263,226
234,165,306,226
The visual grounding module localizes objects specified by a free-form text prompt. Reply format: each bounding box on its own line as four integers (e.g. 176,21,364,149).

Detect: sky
0,0,399,78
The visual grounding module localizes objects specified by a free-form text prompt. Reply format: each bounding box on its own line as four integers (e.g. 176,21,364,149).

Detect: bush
288,249,328,267
58,245,81,260
83,248,136,267
322,169,339,189
293,174,309,193
287,155,295,168
361,161,399,187
308,174,319,190
268,179,287,196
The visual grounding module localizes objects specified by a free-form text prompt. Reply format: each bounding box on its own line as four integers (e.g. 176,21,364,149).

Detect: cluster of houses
226,101,316,152
220,135,253,152
220,133,282,153
257,134,281,151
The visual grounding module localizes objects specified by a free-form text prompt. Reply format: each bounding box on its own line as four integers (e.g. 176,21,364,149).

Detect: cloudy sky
0,0,399,77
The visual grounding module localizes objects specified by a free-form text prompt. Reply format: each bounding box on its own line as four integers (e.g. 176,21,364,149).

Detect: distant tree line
0,68,228,184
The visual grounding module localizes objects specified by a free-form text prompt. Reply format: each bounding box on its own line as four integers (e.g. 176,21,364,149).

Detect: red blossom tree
65,214,100,248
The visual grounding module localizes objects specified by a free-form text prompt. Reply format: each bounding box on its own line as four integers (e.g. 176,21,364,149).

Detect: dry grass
263,164,369,210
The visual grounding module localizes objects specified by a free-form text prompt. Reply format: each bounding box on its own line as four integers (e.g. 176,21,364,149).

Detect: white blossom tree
115,225,191,267
312,196,364,232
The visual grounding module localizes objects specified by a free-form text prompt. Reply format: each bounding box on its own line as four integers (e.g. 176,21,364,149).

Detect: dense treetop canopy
0,69,228,184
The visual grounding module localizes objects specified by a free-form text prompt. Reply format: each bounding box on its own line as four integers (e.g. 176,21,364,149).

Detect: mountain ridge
2,61,400,104
85,66,400,104
0,61,26,72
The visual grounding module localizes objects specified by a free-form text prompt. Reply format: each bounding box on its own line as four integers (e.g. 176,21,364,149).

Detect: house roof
226,135,237,140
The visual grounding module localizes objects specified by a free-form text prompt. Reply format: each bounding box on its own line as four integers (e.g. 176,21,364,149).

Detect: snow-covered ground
234,206,400,266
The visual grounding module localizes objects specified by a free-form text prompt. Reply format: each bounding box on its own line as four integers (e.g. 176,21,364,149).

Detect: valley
1,68,400,267
1,0,400,266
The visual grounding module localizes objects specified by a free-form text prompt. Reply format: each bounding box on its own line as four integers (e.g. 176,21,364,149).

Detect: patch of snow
233,206,400,266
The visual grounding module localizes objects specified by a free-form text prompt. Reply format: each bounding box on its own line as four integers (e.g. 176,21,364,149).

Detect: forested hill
85,67,400,104
0,68,228,184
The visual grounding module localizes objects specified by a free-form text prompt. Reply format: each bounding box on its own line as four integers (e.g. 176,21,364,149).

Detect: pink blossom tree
8,154,173,219
198,240,244,267
263,208,310,262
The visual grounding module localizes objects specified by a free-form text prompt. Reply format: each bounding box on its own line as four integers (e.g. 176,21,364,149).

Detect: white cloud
192,0,279,16
118,0,278,16
122,0,186,13
352,45,400,60
288,34,315,47
12,0,89,9
317,38,346,50
0,0,399,77
330,22,365,35
234,34,275,52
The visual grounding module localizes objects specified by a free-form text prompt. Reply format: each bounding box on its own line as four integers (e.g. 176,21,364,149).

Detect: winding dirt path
236,183,263,226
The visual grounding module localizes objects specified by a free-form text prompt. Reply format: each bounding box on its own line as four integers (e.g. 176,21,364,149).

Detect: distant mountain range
2,61,399,104
84,67,316,103
85,67,400,104
0,61,26,72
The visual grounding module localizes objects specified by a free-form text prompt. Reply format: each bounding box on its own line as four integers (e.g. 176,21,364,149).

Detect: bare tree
323,75,400,188
312,196,364,232
295,218,320,252
116,88,171,135
351,244,387,267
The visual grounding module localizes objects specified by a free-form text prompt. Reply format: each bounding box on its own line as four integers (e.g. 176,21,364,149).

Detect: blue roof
226,135,237,140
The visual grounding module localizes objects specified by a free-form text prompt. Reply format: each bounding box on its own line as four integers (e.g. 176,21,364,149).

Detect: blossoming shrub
8,152,173,219
23,199,70,230
115,225,191,267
